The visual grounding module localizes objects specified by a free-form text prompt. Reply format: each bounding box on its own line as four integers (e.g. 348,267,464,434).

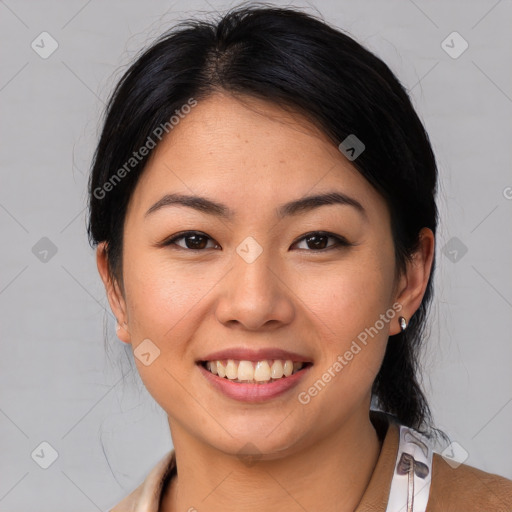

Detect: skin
97,92,434,512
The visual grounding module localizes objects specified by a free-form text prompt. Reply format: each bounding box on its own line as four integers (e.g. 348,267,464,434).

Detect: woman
87,4,512,511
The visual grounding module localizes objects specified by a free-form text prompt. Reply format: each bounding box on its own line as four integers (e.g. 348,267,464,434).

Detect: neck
161,409,382,512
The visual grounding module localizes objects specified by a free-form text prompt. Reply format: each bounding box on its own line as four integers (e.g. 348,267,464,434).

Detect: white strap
385,425,433,512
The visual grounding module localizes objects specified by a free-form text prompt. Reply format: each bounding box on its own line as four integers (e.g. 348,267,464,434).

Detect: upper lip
198,348,313,363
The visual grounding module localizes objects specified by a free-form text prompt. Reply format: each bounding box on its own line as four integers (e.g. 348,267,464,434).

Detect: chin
201,419,307,460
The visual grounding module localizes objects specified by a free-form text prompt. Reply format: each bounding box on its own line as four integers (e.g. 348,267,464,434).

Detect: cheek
298,253,395,332
294,248,395,386
125,261,211,342
121,255,215,408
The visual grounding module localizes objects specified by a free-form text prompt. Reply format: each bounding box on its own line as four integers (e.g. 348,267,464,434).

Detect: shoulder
371,411,512,512
108,450,176,512
427,453,512,511
109,483,143,512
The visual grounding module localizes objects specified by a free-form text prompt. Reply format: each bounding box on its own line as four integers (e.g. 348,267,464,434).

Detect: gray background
1,0,511,510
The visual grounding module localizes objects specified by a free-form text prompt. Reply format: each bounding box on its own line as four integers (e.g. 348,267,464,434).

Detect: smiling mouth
199,359,313,384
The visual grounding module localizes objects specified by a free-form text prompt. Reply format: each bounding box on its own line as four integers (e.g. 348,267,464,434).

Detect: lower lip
198,363,312,403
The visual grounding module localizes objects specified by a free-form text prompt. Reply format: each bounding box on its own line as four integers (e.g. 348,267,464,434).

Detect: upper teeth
205,359,305,383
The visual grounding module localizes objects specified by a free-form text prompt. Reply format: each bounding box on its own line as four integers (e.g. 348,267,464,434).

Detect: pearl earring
399,316,407,332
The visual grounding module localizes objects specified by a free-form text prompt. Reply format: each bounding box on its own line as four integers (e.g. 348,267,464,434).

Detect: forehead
127,93,389,224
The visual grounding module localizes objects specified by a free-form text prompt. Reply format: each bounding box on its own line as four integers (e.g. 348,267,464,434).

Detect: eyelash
160,230,354,252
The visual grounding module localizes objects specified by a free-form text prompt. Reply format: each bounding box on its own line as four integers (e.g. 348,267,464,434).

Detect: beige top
109,411,512,511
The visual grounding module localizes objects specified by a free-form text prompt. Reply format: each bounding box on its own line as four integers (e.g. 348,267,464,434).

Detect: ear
389,227,435,336
96,242,131,344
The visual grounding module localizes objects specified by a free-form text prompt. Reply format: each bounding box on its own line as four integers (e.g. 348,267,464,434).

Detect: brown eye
163,231,219,250
293,231,351,251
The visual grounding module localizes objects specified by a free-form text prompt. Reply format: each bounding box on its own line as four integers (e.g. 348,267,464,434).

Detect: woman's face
100,93,420,458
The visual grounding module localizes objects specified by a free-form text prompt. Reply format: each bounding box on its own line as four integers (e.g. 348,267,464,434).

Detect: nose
215,247,295,331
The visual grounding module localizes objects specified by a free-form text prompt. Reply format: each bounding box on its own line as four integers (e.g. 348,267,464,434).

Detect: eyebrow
145,191,367,220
